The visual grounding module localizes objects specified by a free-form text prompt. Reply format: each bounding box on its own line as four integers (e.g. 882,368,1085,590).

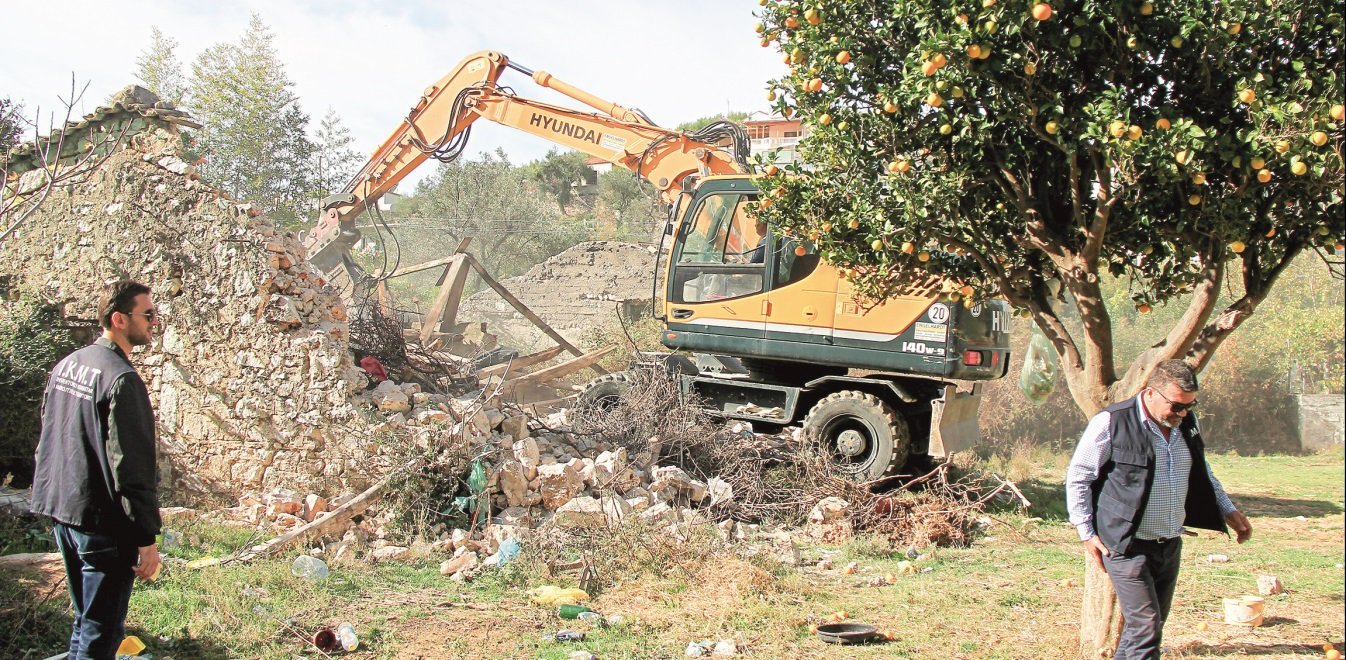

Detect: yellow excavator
305,51,1011,480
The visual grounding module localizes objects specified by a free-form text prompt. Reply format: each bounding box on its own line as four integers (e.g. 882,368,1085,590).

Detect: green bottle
557,604,594,619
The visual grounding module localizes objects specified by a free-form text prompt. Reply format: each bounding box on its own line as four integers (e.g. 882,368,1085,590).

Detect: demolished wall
458,241,657,349
0,88,401,500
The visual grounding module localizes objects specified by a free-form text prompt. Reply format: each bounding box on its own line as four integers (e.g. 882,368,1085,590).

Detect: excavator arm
306,50,750,279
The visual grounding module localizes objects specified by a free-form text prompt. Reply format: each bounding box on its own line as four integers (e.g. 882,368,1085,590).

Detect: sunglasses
124,309,159,321
1152,388,1198,412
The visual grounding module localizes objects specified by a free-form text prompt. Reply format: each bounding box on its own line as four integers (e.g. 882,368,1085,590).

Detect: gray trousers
1102,537,1183,660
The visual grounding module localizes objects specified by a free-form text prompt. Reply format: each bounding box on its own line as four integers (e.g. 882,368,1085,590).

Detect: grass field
2,447,1341,659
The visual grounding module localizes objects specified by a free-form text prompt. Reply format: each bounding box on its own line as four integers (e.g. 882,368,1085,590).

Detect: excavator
304,50,1011,481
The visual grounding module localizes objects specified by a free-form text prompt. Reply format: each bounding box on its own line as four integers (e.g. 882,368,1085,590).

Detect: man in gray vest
31,280,163,659
1066,359,1252,659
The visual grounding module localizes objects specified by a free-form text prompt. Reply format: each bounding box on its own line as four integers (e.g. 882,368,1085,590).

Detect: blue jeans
53,523,137,660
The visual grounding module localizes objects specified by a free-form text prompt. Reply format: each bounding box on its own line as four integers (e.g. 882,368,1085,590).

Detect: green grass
3,447,1342,658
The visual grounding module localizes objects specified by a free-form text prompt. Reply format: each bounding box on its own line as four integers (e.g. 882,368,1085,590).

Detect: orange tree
753,0,1344,417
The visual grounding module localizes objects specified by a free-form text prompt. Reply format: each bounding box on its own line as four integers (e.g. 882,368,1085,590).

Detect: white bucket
1222,595,1265,626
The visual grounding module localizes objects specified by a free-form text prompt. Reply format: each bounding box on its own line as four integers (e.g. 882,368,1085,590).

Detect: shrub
0,298,83,486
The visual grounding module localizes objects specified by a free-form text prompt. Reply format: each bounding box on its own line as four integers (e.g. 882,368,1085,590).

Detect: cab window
672,193,765,303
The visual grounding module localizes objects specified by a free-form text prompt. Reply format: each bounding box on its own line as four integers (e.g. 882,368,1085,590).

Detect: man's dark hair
97,280,151,329
1147,358,1198,392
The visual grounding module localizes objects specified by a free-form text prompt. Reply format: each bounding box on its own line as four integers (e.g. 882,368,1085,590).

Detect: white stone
537,461,584,509
439,551,479,576
496,460,530,508
372,545,410,561
553,496,608,528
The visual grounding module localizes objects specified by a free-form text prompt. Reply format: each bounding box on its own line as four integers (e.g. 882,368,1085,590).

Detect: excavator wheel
802,390,910,482
575,371,635,412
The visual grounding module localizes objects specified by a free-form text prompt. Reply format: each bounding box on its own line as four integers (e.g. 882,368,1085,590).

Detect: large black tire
802,390,910,481
575,371,634,412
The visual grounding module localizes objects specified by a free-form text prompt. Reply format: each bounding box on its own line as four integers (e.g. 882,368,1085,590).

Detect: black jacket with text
30,337,161,547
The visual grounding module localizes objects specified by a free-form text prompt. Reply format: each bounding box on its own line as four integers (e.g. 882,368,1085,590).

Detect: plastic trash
1206,554,1230,563
558,604,594,619
116,635,146,656
605,614,625,627
529,585,588,606
576,611,604,625
336,622,359,651
1018,326,1060,404
160,529,182,549
543,630,586,642
291,555,329,581
496,537,522,566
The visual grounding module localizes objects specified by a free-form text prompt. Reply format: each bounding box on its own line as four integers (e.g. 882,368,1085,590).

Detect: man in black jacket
1066,359,1252,659
31,280,162,659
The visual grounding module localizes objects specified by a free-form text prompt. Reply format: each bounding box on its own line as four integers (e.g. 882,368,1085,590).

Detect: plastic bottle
336,622,359,651
576,611,604,625
290,555,329,581
557,604,594,619
543,630,586,642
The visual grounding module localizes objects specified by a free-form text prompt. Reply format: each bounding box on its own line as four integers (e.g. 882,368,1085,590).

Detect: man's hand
133,543,161,580
1082,535,1110,566
1226,511,1252,544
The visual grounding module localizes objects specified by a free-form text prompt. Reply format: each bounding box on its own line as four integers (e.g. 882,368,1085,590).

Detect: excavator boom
305,50,747,280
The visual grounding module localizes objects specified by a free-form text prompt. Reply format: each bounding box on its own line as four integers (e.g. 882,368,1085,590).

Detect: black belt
1135,536,1179,545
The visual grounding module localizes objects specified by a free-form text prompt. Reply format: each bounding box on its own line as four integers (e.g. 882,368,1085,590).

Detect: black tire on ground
575,371,634,411
802,390,910,481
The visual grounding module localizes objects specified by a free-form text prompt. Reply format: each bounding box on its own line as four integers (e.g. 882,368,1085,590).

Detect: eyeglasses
125,309,158,321
1152,388,1198,412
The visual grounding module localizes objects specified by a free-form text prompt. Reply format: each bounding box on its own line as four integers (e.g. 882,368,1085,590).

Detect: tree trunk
1080,556,1123,658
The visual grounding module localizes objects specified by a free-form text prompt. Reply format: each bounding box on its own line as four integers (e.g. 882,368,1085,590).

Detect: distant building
376,190,403,212
743,112,807,165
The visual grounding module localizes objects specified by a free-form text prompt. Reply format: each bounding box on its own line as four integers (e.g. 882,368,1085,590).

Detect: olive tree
755,0,1343,653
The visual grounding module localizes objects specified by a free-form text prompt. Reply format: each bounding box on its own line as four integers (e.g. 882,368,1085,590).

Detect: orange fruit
1230,240,1246,253
1109,121,1127,138
932,53,948,68
1238,88,1256,104
1257,168,1272,183
1188,194,1202,206
940,123,953,135
894,159,911,173
795,245,808,256
1227,22,1241,34
1175,149,1191,165
836,50,852,64
1265,227,1276,238
821,222,833,232
1332,104,1346,120
901,241,916,254
1327,649,1341,660
1274,139,1290,154
926,92,945,108
1191,172,1206,185
1127,125,1143,140
966,44,983,59
1291,160,1308,175
848,218,860,229
785,16,799,28
765,165,780,176
805,8,822,24
1024,61,1038,75
922,60,940,75
1140,1,1154,15
819,113,833,125
1031,3,1053,20
870,239,885,251
1043,120,1057,134
1155,117,1171,130
883,101,899,113
917,251,931,262
1138,303,1151,314
1311,131,1329,147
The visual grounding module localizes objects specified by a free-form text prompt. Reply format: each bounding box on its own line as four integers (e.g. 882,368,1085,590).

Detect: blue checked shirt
1066,395,1237,542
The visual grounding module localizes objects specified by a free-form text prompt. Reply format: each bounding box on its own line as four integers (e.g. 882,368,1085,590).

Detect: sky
1,0,784,192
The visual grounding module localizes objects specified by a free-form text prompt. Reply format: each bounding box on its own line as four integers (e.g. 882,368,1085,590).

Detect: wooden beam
419,255,472,345
464,253,608,377
501,345,618,394
476,344,567,378
372,237,473,280
239,477,389,561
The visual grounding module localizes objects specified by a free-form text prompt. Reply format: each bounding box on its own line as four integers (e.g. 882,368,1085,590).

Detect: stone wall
0,93,407,501
1298,393,1345,452
458,241,657,349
